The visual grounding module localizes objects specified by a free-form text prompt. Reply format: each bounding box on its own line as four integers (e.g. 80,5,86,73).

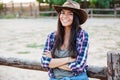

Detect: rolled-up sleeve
68,30,89,73
41,32,56,69
41,56,51,69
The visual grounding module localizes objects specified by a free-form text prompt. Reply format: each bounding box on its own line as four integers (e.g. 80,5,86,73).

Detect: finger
46,50,51,53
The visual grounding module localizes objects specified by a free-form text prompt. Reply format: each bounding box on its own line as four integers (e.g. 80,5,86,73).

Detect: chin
62,24,70,27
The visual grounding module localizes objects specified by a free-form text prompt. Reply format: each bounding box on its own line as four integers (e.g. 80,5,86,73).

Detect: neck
60,26,71,50
65,26,71,36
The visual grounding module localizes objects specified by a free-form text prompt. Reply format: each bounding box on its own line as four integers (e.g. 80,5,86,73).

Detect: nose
62,13,69,18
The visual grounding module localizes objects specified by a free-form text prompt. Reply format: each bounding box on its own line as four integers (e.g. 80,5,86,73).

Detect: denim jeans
49,72,89,80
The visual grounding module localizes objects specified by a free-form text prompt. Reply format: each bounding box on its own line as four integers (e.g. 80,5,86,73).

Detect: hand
44,51,52,58
58,64,71,71
68,57,76,63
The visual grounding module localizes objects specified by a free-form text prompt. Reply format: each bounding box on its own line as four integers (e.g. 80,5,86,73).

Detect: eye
60,11,64,14
69,13,73,15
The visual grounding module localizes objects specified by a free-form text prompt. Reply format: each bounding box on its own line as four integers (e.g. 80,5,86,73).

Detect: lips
61,19,69,23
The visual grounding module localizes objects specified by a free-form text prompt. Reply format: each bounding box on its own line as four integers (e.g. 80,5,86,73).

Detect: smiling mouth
62,19,69,23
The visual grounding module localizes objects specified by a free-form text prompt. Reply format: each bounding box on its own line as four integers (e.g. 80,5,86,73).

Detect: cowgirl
41,0,89,80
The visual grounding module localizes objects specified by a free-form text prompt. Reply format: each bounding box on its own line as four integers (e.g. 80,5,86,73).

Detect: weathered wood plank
0,54,107,80
0,54,47,71
87,65,107,80
107,51,120,80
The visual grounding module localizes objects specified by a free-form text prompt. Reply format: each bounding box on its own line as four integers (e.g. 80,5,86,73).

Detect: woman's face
59,9,73,28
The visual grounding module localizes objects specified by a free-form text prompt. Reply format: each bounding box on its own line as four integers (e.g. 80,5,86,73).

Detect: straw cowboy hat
54,0,88,25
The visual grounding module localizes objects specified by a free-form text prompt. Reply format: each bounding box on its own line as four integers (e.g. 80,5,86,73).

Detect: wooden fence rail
86,8,120,18
0,50,120,80
14,8,120,18
11,9,120,18
1,2,120,18
1,6,120,18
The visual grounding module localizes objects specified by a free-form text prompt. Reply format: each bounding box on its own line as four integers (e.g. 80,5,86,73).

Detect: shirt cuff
41,56,51,68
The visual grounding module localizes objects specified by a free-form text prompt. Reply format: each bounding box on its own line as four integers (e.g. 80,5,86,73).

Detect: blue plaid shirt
41,29,89,78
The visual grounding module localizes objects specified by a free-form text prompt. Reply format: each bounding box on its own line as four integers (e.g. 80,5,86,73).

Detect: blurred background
0,0,120,80
0,0,120,18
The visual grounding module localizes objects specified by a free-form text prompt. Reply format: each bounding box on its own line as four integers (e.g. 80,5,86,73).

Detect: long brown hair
52,12,81,58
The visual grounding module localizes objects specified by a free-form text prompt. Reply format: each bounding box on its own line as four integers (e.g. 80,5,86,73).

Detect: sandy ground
0,17,120,80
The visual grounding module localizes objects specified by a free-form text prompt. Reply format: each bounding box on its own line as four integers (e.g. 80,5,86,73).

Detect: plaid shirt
41,29,89,78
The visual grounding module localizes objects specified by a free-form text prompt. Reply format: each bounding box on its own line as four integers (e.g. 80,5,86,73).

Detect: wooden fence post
114,8,117,18
11,2,14,14
90,9,93,18
107,50,120,80
20,2,23,15
3,3,7,15
29,2,33,16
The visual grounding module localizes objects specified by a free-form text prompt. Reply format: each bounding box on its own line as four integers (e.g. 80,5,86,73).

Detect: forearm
58,64,71,71
49,57,69,68
44,51,76,69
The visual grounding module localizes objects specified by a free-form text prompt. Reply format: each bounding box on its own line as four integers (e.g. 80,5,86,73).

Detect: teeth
63,21,67,23
62,20,68,23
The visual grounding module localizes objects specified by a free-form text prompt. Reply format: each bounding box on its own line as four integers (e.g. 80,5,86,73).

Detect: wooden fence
1,8,120,18
86,8,120,18
37,8,120,18
0,2,120,18
0,50,120,80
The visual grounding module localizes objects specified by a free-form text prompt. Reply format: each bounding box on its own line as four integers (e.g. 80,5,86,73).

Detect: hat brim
54,5,88,25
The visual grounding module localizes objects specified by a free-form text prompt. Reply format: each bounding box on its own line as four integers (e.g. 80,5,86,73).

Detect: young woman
41,0,89,80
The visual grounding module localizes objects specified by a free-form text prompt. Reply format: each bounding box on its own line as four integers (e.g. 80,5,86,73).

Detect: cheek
70,16,73,23
59,15,62,21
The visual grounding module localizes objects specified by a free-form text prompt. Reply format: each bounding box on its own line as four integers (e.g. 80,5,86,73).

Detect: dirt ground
0,17,120,80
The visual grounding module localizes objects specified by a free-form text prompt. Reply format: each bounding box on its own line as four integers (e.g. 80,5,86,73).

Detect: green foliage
4,14,16,19
90,0,97,3
17,51,30,54
36,0,44,3
40,13,51,16
117,11,120,15
0,3,3,11
89,0,112,8
51,0,66,5
97,0,112,8
44,0,50,3
47,0,81,5
72,0,81,3
89,0,97,8
36,0,113,9
51,0,81,5
26,43,44,49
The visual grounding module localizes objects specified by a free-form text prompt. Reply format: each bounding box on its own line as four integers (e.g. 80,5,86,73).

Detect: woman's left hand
44,51,52,58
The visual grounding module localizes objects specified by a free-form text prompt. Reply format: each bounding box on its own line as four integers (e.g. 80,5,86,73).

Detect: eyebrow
61,9,73,13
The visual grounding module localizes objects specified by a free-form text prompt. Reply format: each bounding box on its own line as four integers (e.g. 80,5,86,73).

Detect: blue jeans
49,72,89,80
